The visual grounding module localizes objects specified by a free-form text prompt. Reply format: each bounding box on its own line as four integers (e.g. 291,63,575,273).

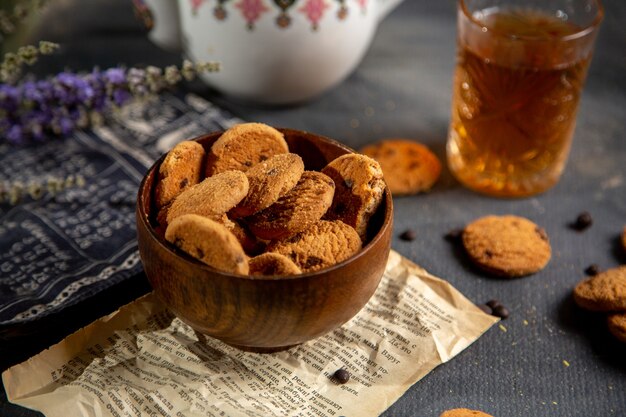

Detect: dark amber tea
447,3,602,197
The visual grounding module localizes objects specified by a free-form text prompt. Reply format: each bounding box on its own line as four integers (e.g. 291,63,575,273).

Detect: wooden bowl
136,128,393,351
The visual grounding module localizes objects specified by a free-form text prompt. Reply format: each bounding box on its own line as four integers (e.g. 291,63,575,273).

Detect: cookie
440,409,494,417
205,123,289,176
607,313,626,343
360,139,441,196
267,220,362,273
573,265,626,312
247,171,335,241
165,214,248,274
166,170,249,224
249,253,302,276
462,215,551,277
155,140,205,208
230,153,304,218
322,154,385,241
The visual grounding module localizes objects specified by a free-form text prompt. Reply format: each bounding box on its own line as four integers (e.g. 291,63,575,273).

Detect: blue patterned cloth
0,94,240,325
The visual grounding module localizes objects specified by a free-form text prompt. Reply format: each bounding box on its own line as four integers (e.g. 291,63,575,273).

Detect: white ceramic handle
143,0,182,52
376,0,404,22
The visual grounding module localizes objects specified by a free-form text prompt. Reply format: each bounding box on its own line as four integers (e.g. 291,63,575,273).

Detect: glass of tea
446,0,603,197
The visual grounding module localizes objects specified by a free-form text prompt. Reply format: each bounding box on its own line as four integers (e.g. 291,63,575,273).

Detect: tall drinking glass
447,0,603,197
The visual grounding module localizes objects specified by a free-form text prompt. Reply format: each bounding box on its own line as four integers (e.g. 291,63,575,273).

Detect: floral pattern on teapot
189,0,369,31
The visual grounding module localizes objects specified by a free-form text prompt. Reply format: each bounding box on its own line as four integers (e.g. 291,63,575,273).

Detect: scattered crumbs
350,118,360,128
499,324,507,332
385,100,396,111
608,385,613,390
541,402,546,405
523,319,529,326
511,341,517,346
364,106,375,117
563,360,570,367
552,401,558,406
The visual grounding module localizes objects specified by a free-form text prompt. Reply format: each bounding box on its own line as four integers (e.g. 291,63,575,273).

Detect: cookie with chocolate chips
573,265,626,311
462,215,551,277
322,153,385,241
249,253,302,276
230,153,304,218
155,140,205,209
166,170,249,224
247,171,335,241
360,138,441,196
267,220,361,273
205,123,289,176
165,214,248,274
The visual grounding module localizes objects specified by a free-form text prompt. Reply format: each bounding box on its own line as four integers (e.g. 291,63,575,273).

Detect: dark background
2,1,625,416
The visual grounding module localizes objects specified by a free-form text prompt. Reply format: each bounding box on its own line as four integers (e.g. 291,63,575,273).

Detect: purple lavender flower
0,59,219,144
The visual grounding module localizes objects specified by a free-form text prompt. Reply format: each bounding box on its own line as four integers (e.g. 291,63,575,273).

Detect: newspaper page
3,250,498,417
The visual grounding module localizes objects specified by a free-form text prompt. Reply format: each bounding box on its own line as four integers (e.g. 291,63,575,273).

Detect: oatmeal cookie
205,123,289,176
322,153,385,241
247,171,335,241
155,140,205,208
166,170,249,224
573,265,626,311
360,139,441,196
249,253,302,276
230,153,304,218
462,215,551,277
165,214,248,274
267,220,361,273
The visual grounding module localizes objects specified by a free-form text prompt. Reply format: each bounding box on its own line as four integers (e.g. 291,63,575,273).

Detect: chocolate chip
400,229,416,241
492,304,510,319
477,304,492,315
333,368,350,384
484,250,493,259
486,299,502,310
535,226,548,241
584,264,600,276
179,178,189,189
571,211,593,231
444,228,464,243
304,256,324,269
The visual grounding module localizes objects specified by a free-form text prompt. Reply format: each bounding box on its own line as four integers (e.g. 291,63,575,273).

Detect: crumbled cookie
247,171,335,241
440,409,494,417
166,170,249,224
165,214,248,274
607,313,626,343
360,139,441,196
249,253,302,276
155,140,205,208
205,123,289,176
267,220,362,273
573,266,626,312
462,215,551,277
322,154,385,241
230,153,304,218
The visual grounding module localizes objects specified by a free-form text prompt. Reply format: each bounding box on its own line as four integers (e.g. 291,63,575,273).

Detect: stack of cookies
153,123,385,277
573,265,626,344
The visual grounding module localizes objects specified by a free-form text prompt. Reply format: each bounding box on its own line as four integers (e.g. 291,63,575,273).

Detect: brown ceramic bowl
136,128,393,351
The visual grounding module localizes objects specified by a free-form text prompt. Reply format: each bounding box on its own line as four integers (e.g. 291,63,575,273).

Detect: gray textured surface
2,1,626,416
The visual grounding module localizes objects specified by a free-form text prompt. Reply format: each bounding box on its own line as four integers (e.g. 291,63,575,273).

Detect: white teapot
143,0,404,104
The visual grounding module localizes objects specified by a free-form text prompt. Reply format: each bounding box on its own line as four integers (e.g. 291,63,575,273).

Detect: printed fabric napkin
0,94,241,325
